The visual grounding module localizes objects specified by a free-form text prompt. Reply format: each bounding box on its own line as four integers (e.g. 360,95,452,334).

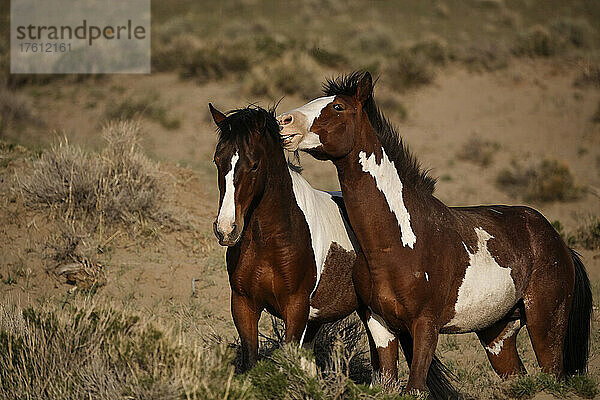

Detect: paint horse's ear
209,103,227,125
355,72,373,104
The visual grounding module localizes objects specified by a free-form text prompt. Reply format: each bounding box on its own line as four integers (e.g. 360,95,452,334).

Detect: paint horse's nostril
279,114,293,126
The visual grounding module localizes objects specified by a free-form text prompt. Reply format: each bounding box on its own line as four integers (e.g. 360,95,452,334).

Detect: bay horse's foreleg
283,295,310,343
406,318,440,394
231,292,260,372
477,319,525,378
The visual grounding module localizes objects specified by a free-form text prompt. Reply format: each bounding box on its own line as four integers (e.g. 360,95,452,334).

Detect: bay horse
208,104,455,397
277,72,593,395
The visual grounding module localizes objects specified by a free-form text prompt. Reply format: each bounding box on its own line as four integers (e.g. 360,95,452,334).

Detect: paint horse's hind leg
477,319,525,378
523,264,571,376
231,293,261,372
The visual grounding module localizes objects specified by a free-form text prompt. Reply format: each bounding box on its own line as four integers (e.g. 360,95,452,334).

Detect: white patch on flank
425,272,429,282
309,307,320,320
289,168,354,297
358,149,416,248
216,152,239,235
485,320,521,355
444,227,517,332
367,313,395,348
287,96,335,149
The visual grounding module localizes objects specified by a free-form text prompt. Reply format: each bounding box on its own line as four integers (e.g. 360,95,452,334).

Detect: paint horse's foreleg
364,311,399,381
405,318,440,394
231,292,261,372
283,294,310,343
477,318,525,378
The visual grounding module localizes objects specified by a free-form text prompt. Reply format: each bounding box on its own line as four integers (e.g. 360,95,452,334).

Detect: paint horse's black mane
216,105,302,173
323,72,436,195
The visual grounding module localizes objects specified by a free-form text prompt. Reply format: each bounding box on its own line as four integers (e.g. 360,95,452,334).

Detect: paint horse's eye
249,162,258,172
333,103,344,111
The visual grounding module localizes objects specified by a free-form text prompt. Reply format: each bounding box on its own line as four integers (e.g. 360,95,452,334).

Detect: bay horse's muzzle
213,220,242,246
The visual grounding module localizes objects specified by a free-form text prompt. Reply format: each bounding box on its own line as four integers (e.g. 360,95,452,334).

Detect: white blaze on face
359,149,416,248
444,227,517,332
288,95,335,149
367,313,395,348
216,151,239,235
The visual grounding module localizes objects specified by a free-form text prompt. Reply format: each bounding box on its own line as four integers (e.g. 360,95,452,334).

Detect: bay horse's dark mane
323,72,436,195
216,105,302,173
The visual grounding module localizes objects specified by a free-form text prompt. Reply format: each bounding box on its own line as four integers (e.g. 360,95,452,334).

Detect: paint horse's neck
332,117,436,259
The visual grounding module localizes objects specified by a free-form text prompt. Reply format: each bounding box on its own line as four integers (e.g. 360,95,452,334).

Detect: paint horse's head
278,71,374,160
209,104,282,246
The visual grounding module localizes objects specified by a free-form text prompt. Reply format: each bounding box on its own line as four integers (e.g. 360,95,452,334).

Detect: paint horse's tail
398,333,459,399
563,249,593,376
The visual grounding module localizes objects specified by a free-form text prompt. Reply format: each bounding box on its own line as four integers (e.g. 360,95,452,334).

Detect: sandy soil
1,59,599,398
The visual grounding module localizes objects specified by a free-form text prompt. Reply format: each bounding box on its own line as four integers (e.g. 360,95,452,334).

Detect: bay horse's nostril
213,221,224,242
280,114,293,125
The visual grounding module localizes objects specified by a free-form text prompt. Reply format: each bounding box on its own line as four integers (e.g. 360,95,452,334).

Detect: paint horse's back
288,169,359,322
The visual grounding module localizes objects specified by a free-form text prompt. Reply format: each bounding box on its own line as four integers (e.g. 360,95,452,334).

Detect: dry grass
0,300,424,400
513,18,594,57
496,159,584,203
18,121,169,226
574,63,600,88
384,50,435,91
457,135,501,167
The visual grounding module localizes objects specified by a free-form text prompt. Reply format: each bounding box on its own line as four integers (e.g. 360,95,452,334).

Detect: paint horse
278,72,593,395
209,104,454,397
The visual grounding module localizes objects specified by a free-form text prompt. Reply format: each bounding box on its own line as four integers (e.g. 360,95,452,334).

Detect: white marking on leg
309,306,320,320
445,227,517,332
485,319,521,355
216,152,239,234
285,96,335,149
425,272,429,281
359,149,416,248
490,208,503,214
367,313,395,348
289,168,354,296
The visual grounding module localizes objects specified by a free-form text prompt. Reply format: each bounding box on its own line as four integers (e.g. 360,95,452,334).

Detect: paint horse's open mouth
281,132,300,144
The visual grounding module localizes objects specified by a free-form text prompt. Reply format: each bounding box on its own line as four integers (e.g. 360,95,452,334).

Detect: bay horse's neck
247,156,300,240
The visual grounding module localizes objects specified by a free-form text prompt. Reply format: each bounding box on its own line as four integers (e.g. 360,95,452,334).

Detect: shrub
385,50,435,91
455,42,510,71
574,63,600,88
457,135,500,167
513,25,557,57
0,87,40,135
243,52,321,100
178,40,252,84
570,217,600,251
18,121,169,225
309,46,348,68
592,100,600,123
0,301,253,400
496,159,583,203
409,39,450,66
103,91,180,130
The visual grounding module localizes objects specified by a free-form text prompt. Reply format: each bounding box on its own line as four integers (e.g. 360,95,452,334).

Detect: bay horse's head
278,71,373,160
209,103,281,246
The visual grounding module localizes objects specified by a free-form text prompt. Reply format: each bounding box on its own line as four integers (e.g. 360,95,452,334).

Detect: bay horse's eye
333,103,344,111
250,162,258,171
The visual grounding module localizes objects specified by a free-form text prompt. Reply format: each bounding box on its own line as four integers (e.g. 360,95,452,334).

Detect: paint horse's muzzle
213,220,242,247
277,111,306,151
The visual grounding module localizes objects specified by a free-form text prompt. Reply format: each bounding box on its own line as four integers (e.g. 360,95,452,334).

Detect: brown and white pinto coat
278,72,592,395
209,104,394,375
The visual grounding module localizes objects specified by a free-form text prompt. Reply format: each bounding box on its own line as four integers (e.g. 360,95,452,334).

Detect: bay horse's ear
209,103,227,125
355,72,373,104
